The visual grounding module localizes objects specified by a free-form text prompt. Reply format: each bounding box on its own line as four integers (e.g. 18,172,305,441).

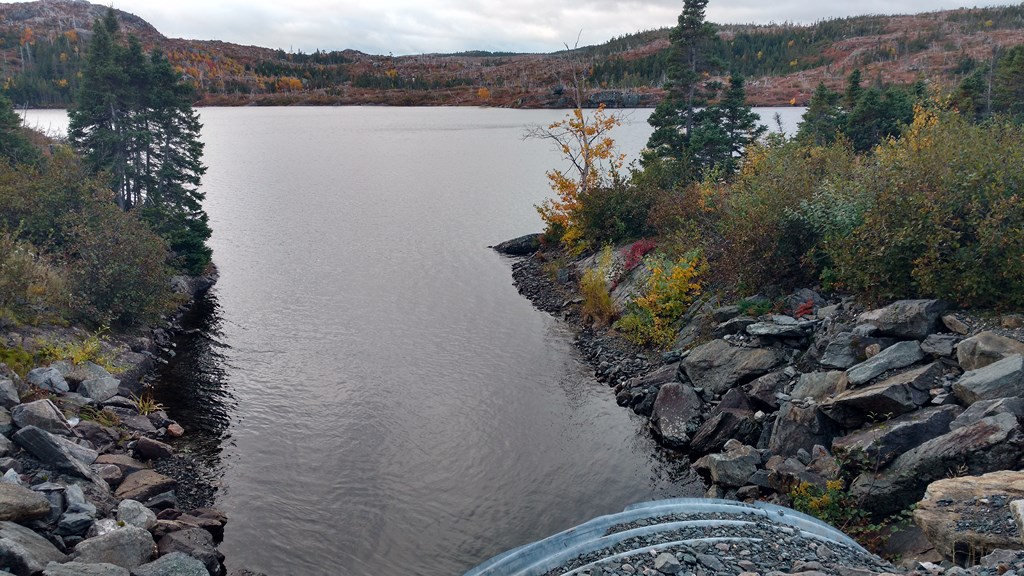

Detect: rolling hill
1,0,1023,108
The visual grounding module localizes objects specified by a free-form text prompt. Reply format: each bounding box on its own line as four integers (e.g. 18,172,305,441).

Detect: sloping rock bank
503,245,1024,572
0,273,265,575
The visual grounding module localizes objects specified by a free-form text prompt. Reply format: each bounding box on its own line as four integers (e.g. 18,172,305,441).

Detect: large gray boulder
43,562,129,576
649,383,704,449
832,405,962,468
956,332,1024,371
743,371,791,411
953,354,1024,406
11,399,73,436
78,377,121,403
850,413,1024,516
25,367,69,394
0,380,19,410
0,521,67,576
768,401,840,458
157,529,223,576
0,483,50,522
72,526,155,569
822,363,939,428
12,426,107,486
858,299,949,340
132,552,210,576
845,341,925,387
682,339,787,395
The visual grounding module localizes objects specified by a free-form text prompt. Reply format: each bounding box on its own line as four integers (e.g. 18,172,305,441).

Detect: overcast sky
96,0,1016,55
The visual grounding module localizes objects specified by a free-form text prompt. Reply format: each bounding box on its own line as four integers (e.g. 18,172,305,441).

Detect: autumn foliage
532,104,625,252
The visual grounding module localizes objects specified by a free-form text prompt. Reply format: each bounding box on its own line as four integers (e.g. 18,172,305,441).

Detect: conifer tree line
67,8,211,275
0,8,211,329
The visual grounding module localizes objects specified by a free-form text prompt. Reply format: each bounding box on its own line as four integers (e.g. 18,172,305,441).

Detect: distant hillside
2,0,1023,108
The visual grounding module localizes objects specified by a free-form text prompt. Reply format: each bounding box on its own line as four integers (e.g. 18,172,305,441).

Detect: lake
22,106,805,575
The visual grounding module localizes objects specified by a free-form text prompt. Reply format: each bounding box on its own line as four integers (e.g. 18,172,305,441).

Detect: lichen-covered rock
914,470,1024,564
649,383,704,449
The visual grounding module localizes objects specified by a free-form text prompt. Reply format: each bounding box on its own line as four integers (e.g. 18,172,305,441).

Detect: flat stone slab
845,341,925,387
953,354,1024,406
915,470,1024,564
114,470,176,502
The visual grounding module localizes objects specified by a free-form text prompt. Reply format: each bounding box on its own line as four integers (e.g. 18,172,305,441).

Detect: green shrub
575,176,657,246
0,149,177,326
829,107,1024,307
714,139,860,295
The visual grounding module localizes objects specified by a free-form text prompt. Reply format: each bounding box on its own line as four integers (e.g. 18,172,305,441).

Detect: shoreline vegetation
0,7,249,576
493,0,1024,571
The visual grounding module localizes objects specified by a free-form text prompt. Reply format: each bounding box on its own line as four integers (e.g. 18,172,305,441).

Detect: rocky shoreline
501,238,1024,575
0,271,259,575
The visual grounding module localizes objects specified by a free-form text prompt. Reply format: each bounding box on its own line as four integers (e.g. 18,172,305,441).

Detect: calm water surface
24,106,804,575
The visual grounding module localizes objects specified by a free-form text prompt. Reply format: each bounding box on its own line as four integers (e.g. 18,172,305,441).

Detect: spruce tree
642,0,718,183
0,93,38,164
68,8,210,274
797,82,844,145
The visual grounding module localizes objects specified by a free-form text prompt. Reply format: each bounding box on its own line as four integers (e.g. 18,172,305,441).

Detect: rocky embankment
0,273,258,576
501,239,1024,575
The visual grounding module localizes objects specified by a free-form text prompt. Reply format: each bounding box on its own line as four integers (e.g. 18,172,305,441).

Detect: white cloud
105,0,1012,55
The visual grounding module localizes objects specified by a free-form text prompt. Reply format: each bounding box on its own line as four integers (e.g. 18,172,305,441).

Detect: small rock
166,423,185,438
653,552,681,574
0,520,67,574
11,399,73,436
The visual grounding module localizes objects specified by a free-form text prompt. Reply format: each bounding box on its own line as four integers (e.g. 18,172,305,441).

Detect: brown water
24,106,804,575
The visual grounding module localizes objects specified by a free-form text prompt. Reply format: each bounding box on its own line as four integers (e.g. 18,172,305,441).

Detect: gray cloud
112,0,1010,55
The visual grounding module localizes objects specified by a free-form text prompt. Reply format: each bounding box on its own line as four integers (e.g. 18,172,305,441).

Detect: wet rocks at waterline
0,357,236,576
509,251,1024,572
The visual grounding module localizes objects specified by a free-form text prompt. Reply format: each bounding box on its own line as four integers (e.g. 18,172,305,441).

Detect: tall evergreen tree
0,93,38,164
797,82,844,145
993,44,1024,118
642,0,718,181
68,8,210,274
688,75,765,175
